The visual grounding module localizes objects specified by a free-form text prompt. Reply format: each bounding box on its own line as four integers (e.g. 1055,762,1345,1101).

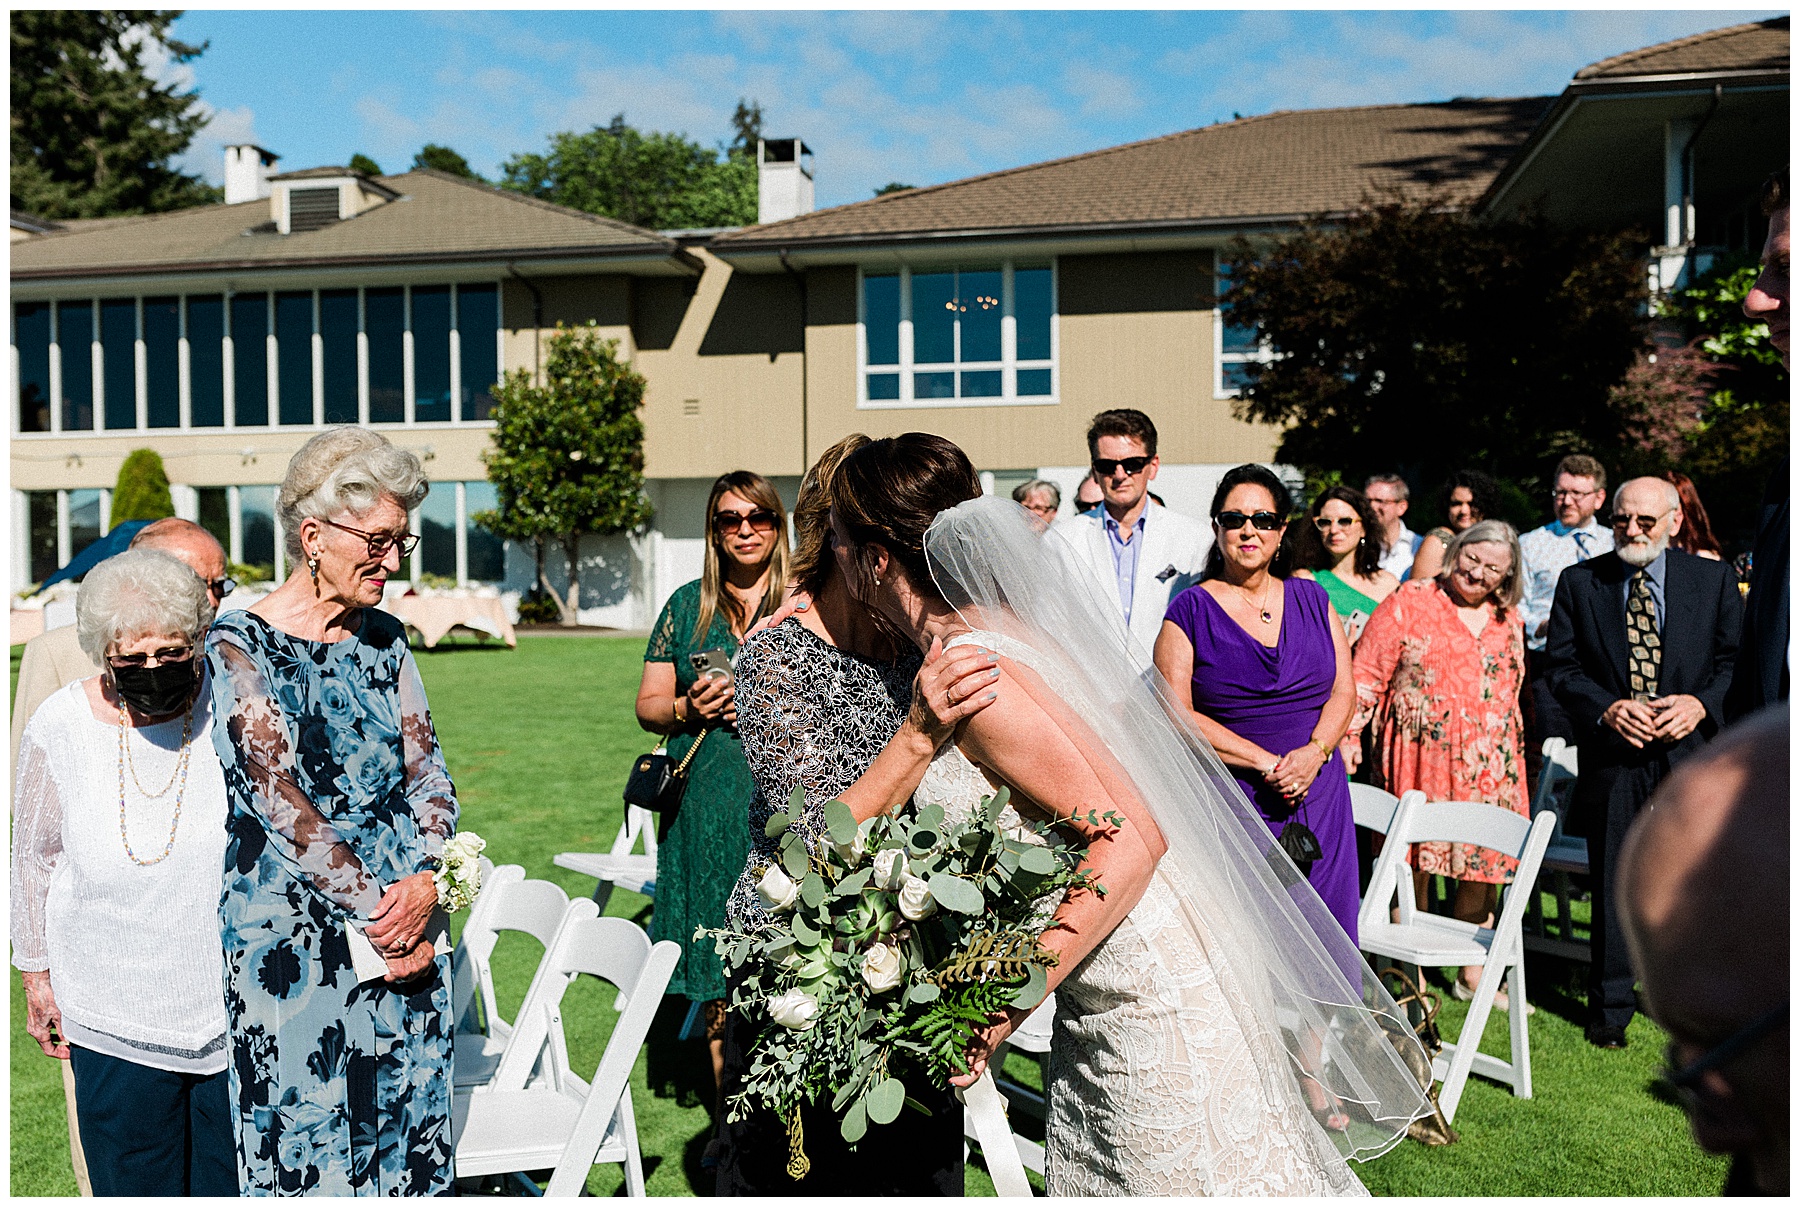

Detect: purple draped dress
1163,577,1360,944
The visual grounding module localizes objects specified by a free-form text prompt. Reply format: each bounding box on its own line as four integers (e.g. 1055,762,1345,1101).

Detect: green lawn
11,636,1726,1195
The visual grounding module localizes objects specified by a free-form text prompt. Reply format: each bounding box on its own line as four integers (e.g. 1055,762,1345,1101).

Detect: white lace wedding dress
920,632,1365,1197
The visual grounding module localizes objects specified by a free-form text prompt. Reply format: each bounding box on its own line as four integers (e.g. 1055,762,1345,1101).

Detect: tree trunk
560,534,582,625
534,537,574,624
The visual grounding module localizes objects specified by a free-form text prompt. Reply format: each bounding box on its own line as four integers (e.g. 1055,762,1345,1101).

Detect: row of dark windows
15,284,500,434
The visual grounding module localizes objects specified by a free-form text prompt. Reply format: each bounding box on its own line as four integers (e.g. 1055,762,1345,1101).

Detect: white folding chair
1357,796,1558,1123
1349,782,1416,836
554,804,659,914
453,878,586,1090
1521,739,1590,961
453,917,681,1197
964,993,1056,1181
451,861,523,1039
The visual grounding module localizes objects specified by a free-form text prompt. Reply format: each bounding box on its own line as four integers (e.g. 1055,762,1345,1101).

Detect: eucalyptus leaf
823,799,858,846
764,812,791,838
983,786,1010,825
789,784,807,815
907,829,938,855
916,803,945,833
928,872,985,915
1012,963,1049,1010
835,868,873,897
781,839,809,880
841,1098,868,1143
867,1077,906,1125
800,872,826,908
908,981,941,1004
792,914,820,945
1018,845,1057,876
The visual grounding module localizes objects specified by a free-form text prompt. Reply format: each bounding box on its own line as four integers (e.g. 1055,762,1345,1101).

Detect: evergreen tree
111,449,175,525
728,97,763,157
412,143,478,179
348,152,383,177
11,10,221,218
473,324,654,625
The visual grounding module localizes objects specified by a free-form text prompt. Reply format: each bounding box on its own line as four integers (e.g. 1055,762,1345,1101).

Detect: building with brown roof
11,18,1787,625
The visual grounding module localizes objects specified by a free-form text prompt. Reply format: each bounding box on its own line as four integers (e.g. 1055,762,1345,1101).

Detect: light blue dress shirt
1519,518,1614,652
1104,510,1145,627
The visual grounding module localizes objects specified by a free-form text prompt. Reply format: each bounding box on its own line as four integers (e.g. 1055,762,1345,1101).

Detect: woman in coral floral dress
1349,520,1531,1011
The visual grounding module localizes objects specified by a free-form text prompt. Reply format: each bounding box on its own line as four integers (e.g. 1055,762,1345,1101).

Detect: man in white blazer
1055,409,1211,666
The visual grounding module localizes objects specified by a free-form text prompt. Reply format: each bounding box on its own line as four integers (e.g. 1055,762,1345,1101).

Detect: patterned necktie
1572,530,1591,561
1626,571,1661,702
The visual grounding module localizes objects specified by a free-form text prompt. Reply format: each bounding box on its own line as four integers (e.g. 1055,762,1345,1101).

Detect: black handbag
623,728,710,813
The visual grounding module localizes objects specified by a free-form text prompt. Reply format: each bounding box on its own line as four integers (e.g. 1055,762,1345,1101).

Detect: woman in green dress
634,471,788,1160
1292,485,1397,647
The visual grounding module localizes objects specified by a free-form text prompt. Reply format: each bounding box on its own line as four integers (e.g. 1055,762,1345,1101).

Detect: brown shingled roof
12,169,681,278
1575,16,1788,80
713,98,1553,248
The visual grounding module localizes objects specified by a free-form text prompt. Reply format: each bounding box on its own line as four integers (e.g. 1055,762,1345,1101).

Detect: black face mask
111,660,198,717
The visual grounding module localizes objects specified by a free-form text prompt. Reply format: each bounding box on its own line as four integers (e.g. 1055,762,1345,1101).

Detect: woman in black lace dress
714,435,1000,1196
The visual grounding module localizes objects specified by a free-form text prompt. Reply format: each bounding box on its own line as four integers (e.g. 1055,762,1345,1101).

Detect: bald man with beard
1617,706,1788,1195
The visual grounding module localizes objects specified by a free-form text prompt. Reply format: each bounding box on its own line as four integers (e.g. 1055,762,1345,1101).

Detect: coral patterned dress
1350,578,1529,883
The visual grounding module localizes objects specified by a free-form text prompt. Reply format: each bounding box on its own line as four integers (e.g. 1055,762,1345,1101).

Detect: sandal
1301,1076,1350,1132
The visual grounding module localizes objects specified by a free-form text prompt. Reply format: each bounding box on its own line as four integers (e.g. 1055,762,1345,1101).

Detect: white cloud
175,105,260,184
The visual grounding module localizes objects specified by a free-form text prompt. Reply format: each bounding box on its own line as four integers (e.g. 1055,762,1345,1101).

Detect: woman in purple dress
1153,464,1361,945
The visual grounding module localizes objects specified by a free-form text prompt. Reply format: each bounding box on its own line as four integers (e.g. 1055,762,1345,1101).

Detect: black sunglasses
712,508,779,536
107,645,195,670
1216,510,1283,531
206,576,239,599
1092,456,1151,477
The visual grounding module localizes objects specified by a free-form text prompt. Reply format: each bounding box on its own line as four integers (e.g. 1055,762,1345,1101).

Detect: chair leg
1507,958,1532,1100
590,880,616,914
1437,963,1502,1124
618,1089,646,1196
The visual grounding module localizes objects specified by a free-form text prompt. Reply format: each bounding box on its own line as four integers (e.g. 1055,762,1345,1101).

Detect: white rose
872,848,909,890
831,829,866,867
860,941,904,993
897,874,937,921
767,987,820,1030
756,864,801,912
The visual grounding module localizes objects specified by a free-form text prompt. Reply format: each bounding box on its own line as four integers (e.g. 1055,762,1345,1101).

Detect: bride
827,433,1430,1195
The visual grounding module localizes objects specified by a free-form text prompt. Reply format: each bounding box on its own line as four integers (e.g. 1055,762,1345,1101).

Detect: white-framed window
858,261,1057,408
1214,262,1276,399
12,283,504,435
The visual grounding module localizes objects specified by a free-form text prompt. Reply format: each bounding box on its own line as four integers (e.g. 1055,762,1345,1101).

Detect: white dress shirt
1519,518,1615,652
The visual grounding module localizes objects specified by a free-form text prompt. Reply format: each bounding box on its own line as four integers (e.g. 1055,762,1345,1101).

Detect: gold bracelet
1310,738,1332,759
675,697,689,725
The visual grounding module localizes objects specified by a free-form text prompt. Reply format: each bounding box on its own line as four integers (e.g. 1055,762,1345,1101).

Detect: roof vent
757,138,815,224
224,144,280,205
287,186,342,233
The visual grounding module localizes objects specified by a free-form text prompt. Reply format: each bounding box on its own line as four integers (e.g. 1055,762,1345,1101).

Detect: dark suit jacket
1544,548,1742,836
1725,457,1788,722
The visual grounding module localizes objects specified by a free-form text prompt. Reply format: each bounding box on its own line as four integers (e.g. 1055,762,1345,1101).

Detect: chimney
224,145,280,205
757,138,814,225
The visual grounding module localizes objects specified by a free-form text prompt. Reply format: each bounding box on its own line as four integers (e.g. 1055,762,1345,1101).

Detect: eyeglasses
1216,510,1283,531
712,508,779,536
1456,550,1509,582
1661,1003,1788,1107
1091,456,1151,477
1552,488,1602,501
1314,515,1360,531
107,645,194,670
1612,511,1671,533
324,518,421,559
206,576,239,600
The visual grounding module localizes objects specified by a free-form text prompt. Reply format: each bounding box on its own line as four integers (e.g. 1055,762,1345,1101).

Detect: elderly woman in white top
12,549,236,1196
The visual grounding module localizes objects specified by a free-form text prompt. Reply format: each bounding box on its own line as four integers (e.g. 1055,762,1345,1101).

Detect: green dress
643,580,753,1002
1313,568,1381,621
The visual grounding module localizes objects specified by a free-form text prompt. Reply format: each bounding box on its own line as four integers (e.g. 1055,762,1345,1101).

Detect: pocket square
1155,564,1179,582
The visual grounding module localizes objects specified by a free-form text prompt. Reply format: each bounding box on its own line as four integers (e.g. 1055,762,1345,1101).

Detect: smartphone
690,649,734,684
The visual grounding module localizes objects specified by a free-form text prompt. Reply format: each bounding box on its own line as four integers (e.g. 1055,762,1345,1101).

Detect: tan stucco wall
10,426,497,492
801,251,1279,471
500,274,633,383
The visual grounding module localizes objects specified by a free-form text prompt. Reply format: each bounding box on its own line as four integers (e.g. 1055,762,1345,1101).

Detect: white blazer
1055,502,1213,666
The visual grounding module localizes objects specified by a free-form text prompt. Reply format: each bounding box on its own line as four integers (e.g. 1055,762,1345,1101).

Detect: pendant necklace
1232,577,1276,625
116,696,195,867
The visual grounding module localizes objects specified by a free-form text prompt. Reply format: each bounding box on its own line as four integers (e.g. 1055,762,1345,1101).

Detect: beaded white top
11,677,230,1073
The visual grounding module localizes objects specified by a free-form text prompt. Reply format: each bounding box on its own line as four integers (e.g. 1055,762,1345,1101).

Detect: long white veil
925,495,1430,1163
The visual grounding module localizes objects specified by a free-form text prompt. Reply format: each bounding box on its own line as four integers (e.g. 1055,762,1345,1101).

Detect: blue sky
165,9,1778,211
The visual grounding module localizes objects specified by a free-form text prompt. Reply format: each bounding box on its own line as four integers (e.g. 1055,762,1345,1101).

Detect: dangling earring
308,554,321,590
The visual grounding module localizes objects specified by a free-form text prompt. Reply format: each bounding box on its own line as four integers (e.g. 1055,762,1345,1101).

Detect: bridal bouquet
434,830,487,912
705,786,1110,1173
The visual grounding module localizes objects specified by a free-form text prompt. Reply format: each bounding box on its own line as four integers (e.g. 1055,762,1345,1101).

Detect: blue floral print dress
207,608,458,1196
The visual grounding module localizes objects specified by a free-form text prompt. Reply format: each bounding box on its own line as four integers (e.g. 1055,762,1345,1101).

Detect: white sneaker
1451,977,1536,1016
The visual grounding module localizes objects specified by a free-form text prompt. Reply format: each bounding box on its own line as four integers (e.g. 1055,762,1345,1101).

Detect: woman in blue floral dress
208,428,458,1195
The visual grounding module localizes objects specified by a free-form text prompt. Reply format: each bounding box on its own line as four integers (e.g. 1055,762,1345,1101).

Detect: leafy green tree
728,97,762,157
348,152,382,177
874,182,916,197
500,113,756,230
473,324,654,625
1222,197,1647,500
11,10,221,218
412,143,478,178
111,449,175,525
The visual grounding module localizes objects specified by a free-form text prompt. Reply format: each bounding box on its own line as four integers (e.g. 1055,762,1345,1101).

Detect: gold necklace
1229,576,1276,625
116,697,195,866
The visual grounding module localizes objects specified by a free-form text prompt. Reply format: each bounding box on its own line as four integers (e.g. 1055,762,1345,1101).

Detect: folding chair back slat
488,897,602,1092
452,863,524,1034
1349,783,1407,835
1392,799,1533,853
